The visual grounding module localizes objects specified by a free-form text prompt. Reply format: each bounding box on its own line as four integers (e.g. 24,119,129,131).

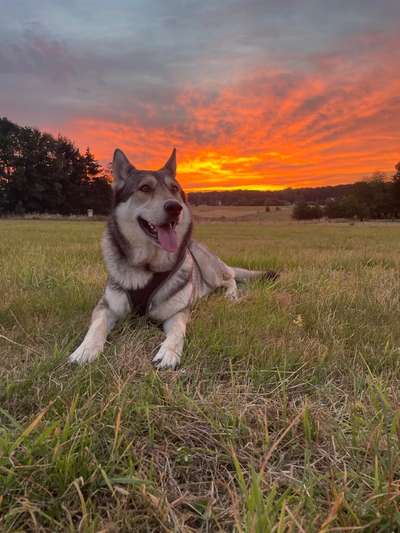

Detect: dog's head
111,148,191,254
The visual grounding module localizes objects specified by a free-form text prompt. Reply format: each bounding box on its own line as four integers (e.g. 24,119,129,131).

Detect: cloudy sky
1,0,400,190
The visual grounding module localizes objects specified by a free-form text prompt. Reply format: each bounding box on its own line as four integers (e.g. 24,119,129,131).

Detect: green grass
1,218,400,532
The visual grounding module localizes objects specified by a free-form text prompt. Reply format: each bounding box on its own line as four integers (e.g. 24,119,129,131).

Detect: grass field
1,216,400,532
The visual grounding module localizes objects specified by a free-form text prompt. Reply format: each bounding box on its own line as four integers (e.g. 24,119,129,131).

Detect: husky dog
69,148,277,369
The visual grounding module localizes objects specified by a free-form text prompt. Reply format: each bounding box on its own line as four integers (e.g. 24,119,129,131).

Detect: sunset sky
1,0,400,190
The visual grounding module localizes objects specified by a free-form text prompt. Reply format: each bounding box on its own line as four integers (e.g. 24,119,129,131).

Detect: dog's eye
171,184,179,193
139,184,153,193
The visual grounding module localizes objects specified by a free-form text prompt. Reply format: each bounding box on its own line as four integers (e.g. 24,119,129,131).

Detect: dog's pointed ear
112,149,135,188
162,148,176,177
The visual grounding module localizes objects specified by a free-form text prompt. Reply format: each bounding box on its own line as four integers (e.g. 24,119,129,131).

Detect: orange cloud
54,30,400,191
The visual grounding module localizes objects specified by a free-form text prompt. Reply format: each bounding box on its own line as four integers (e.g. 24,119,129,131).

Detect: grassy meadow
1,211,400,531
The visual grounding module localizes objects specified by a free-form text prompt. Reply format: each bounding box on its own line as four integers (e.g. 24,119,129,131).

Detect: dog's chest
138,253,195,322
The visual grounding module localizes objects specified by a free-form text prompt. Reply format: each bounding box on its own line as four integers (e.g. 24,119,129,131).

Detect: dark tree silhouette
293,201,323,220
0,117,111,215
392,161,400,217
324,170,397,220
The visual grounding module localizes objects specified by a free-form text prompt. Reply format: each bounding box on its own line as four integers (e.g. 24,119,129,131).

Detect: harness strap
126,224,192,316
126,269,171,316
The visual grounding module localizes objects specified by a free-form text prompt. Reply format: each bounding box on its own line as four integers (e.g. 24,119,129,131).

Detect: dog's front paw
226,290,239,301
152,345,180,370
69,343,100,364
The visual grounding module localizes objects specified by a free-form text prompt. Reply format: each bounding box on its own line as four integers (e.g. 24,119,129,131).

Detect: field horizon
1,216,400,531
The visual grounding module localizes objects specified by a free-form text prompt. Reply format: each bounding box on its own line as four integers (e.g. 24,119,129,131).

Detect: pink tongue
157,225,178,253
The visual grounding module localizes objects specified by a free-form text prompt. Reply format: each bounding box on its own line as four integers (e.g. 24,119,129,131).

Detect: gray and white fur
69,148,277,369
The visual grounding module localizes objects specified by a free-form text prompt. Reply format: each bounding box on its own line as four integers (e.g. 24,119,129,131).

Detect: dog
69,148,277,369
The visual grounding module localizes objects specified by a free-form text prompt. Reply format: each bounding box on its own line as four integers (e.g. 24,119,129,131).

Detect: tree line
0,117,111,215
189,184,355,207
292,167,400,220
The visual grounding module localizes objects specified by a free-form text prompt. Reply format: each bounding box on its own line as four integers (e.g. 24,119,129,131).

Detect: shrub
292,201,323,220
324,196,370,220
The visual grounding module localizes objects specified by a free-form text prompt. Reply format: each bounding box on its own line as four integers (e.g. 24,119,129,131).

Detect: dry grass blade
318,493,345,533
260,409,304,473
12,400,54,450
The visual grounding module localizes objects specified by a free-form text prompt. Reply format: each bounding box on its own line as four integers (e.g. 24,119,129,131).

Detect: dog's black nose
164,201,182,217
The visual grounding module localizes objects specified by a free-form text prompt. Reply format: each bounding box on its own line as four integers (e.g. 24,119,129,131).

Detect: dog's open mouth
138,217,178,253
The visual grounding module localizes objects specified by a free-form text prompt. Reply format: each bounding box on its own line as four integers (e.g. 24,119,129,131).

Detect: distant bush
324,195,370,220
292,201,323,220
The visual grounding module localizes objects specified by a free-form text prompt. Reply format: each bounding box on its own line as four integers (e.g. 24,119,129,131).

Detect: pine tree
0,118,112,214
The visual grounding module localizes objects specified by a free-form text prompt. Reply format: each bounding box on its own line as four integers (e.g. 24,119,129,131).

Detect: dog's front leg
153,309,190,370
69,286,130,364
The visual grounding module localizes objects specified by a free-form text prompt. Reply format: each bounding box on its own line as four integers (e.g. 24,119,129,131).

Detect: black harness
126,225,192,316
